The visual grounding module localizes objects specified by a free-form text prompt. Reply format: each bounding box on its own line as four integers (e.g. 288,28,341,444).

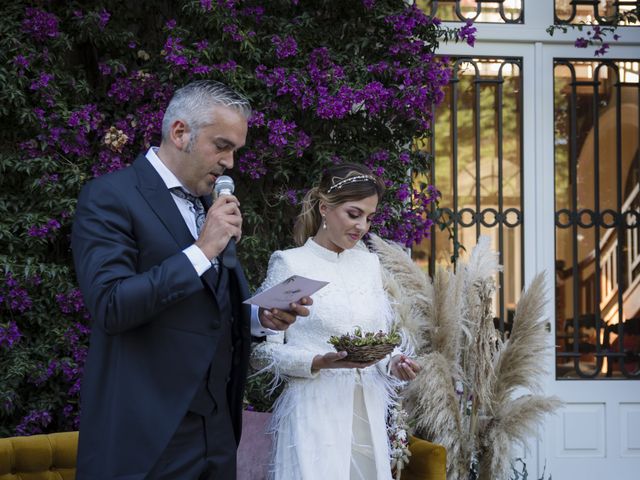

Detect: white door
538,35,640,480
429,1,640,478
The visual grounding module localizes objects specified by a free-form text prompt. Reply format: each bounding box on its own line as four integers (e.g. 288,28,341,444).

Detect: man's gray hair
161,80,251,142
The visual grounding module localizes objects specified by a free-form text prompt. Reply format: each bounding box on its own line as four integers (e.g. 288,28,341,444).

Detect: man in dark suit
71,80,309,479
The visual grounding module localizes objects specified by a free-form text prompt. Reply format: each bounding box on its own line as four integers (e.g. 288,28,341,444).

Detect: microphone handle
222,238,237,269
216,186,237,269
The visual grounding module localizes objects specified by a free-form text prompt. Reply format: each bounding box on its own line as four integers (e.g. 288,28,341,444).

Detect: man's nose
220,151,234,170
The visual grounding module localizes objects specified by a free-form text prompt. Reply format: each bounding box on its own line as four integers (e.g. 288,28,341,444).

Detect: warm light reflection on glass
555,0,640,25
554,60,640,379
419,0,523,23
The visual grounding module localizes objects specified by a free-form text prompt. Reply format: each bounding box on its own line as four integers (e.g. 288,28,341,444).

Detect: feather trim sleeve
250,251,320,381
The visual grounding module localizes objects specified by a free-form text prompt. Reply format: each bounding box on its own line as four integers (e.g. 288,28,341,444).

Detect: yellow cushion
0,432,78,480
401,434,447,480
0,430,445,480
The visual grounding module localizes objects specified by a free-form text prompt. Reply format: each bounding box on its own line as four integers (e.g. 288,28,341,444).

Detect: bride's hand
311,351,377,372
390,354,421,381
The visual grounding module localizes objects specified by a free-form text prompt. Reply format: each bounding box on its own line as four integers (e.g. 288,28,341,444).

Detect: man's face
178,105,248,196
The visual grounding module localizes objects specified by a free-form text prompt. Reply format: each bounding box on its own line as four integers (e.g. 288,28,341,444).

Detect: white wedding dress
251,238,399,480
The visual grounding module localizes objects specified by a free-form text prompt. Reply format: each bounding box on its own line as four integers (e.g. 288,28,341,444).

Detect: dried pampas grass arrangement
369,235,561,480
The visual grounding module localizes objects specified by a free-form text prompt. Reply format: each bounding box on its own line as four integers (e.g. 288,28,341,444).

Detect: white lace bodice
251,238,393,379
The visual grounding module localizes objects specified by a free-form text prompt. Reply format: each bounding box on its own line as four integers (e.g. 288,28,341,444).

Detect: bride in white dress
251,163,420,480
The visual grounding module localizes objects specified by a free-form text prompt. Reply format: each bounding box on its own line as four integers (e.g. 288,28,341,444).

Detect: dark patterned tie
170,187,219,271
170,187,205,235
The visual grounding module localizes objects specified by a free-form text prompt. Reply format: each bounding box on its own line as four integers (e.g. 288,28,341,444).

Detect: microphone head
214,175,235,195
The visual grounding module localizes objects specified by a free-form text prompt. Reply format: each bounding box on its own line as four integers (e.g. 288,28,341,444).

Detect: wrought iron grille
413,57,524,334
554,59,640,379
420,0,524,23
555,0,640,25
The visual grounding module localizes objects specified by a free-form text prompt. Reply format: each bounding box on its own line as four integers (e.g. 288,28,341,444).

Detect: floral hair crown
326,175,376,194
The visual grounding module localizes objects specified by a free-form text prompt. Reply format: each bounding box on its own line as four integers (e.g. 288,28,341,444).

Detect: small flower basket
328,327,401,363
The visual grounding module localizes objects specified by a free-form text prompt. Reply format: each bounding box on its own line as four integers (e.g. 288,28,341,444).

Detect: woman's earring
322,215,327,230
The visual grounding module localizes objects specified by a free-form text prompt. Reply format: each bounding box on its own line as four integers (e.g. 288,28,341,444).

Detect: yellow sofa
0,431,445,480
402,435,447,480
0,431,77,480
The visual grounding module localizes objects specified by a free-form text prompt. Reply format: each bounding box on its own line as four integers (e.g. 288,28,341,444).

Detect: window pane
420,0,524,23
555,0,640,25
413,58,523,332
554,59,640,379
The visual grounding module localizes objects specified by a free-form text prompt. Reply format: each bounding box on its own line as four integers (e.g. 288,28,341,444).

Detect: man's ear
170,119,190,151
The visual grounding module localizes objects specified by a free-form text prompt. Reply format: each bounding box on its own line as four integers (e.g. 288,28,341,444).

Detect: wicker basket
333,342,398,363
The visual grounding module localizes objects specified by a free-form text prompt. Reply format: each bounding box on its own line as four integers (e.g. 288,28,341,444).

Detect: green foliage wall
0,0,469,435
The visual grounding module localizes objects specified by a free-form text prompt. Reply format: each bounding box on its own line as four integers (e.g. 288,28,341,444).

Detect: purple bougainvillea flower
458,19,477,47
13,55,29,71
0,321,23,349
272,35,298,59
30,72,54,91
574,37,589,49
98,9,111,30
195,39,209,51
15,410,52,436
22,8,59,42
594,43,610,56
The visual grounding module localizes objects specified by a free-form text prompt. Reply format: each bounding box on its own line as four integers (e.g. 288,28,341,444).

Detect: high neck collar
305,237,353,262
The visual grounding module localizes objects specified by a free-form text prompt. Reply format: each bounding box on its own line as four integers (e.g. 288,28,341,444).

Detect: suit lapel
133,156,195,249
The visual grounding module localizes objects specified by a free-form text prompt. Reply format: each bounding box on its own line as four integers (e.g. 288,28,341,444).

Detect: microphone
214,175,237,269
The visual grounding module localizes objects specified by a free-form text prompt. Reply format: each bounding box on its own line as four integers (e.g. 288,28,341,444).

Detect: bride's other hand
311,351,377,372
259,296,313,331
390,354,421,381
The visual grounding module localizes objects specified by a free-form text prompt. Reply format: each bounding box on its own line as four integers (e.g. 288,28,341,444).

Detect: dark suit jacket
71,155,251,480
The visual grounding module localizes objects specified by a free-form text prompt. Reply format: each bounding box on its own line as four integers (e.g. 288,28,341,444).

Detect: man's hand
311,351,378,372
390,354,421,381
195,194,242,260
258,296,313,331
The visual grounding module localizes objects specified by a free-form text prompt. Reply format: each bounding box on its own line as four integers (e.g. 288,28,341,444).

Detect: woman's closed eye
348,212,373,223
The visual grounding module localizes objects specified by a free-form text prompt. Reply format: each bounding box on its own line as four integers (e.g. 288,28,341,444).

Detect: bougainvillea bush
0,0,473,436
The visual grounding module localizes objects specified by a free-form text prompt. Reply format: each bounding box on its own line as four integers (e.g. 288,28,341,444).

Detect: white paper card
243,275,328,310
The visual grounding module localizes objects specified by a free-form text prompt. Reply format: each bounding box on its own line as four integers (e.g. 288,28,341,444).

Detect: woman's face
315,194,379,253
